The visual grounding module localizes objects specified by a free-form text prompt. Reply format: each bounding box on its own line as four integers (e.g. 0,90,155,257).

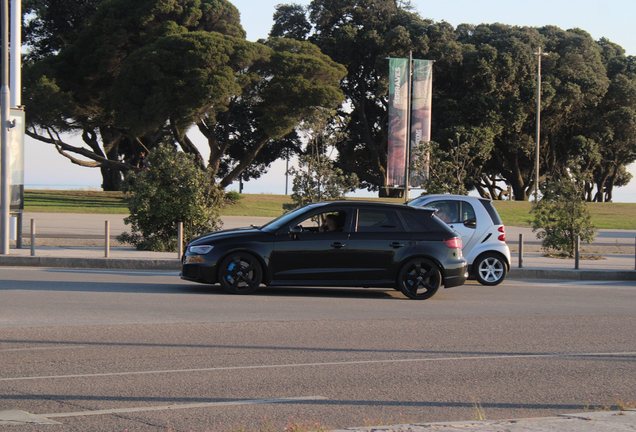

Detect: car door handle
389,242,404,248
331,242,345,249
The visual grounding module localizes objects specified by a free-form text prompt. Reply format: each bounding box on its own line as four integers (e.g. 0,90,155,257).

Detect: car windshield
259,204,320,232
406,196,426,206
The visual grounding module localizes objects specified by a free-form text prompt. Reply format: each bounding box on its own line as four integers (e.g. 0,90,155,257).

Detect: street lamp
533,47,549,203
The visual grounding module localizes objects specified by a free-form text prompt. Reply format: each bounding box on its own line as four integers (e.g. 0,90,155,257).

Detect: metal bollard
16,213,22,249
178,222,183,259
105,220,110,258
518,233,524,268
30,219,35,257
574,235,580,270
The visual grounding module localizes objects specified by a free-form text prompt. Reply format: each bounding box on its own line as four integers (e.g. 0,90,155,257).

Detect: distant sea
25,184,103,190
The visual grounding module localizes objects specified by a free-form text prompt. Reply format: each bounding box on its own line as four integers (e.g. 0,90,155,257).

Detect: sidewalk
330,410,636,432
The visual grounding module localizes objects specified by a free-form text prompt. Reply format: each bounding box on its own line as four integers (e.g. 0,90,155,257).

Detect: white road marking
1,351,634,382
41,396,328,418
0,346,84,353
1,267,178,276
46,269,179,276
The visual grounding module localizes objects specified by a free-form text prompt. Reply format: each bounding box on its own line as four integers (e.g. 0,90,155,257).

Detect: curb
0,256,181,270
508,268,636,281
329,410,636,432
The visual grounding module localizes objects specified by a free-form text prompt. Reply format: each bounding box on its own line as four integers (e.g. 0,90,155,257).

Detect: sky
23,0,636,201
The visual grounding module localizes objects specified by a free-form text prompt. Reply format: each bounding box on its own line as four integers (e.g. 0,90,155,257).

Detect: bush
531,181,597,257
117,144,223,251
224,190,243,204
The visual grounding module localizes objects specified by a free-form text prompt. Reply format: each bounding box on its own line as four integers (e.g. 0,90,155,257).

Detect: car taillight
444,237,462,249
498,225,505,242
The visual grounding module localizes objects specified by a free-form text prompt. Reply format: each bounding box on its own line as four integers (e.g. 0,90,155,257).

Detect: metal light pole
10,0,20,108
533,47,548,203
1,0,11,254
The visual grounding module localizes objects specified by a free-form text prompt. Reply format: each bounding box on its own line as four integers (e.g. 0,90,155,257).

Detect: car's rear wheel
397,258,441,300
474,253,507,286
218,253,263,294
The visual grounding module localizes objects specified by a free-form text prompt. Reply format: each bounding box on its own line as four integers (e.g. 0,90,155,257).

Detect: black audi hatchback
181,201,467,300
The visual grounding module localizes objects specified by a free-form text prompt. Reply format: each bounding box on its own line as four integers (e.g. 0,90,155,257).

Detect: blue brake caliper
227,262,236,282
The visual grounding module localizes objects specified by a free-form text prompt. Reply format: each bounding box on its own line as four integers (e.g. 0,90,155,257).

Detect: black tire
474,253,507,286
217,253,263,294
396,258,441,300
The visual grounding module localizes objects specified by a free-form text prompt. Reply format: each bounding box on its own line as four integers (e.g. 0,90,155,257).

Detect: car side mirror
289,225,302,239
464,218,477,229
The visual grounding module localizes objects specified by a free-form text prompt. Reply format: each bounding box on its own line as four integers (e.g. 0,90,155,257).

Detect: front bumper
181,255,218,284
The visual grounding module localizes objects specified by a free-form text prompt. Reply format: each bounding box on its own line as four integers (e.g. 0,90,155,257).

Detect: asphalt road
1,268,636,431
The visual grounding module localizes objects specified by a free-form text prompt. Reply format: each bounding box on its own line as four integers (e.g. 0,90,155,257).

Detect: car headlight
188,245,214,254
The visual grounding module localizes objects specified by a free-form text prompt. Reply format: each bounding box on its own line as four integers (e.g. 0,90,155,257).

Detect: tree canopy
272,0,636,200
24,0,636,200
23,0,345,190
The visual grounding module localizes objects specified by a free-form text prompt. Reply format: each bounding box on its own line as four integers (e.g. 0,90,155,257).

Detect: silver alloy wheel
475,253,506,286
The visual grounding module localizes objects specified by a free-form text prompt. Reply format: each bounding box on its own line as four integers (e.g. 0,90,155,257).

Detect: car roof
308,200,436,211
409,194,492,202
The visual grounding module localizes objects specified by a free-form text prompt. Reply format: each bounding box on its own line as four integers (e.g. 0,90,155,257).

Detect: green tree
411,130,492,196
23,0,345,191
117,145,222,251
434,24,614,200
586,42,636,201
531,180,597,257
283,111,359,210
272,0,454,194
270,5,636,200
23,0,100,61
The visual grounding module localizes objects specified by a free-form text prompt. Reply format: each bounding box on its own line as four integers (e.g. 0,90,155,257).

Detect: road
1,268,636,431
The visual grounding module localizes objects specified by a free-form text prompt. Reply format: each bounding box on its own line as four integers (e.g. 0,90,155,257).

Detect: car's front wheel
218,253,263,294
474,253,507,286
396,258,441,300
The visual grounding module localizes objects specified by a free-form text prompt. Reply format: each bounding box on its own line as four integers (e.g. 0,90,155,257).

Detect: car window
356,209,404,232
400,212,429,232
479,199,503,225
261,204,320,231
423,200,459,223
460,201,476,222
296,210,348,233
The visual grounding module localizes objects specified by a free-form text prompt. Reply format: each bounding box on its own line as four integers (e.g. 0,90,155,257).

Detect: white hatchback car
408,194,511,285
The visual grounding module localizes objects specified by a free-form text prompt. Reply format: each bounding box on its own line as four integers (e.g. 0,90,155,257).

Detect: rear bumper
443,261,468,288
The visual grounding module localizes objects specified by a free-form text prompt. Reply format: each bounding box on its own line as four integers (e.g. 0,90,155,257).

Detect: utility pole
1,0,11,254
533,47,548,203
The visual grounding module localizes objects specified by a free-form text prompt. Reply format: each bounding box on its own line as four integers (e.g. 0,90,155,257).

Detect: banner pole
404,51,413,204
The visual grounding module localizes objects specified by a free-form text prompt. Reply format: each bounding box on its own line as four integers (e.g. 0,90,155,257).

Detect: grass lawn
23,189,636,229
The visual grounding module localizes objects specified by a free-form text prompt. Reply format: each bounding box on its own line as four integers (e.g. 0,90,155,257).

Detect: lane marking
47,269,179,276
0,267,178,276
1,351,635,382
0,346,84,353
41,396,328,418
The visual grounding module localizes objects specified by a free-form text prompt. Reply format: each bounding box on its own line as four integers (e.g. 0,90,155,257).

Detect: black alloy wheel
397,258,441,300
218,253,263,294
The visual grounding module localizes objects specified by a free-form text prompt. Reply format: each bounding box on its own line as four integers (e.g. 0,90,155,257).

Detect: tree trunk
98,127,123,191
100,167,122,191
